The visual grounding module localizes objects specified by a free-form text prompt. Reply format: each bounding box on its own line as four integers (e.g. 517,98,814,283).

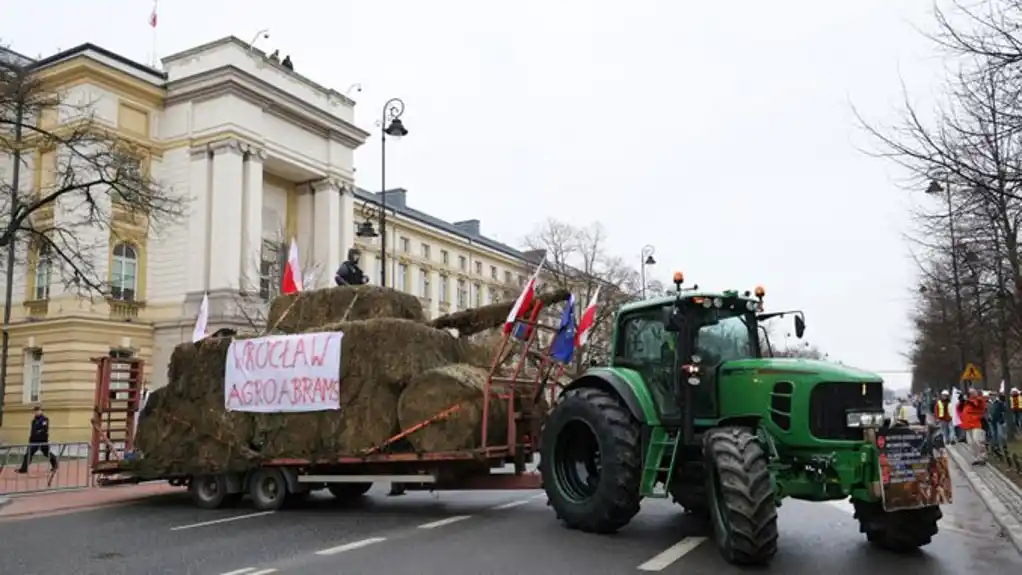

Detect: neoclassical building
0,37,537,443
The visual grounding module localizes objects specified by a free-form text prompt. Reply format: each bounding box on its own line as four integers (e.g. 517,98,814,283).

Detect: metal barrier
0,441,94,495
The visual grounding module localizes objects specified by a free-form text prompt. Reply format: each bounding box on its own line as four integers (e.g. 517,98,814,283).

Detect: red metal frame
89,356,146,469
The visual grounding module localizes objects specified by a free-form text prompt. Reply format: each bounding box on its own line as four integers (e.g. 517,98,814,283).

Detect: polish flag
149,1,158,28
281,238,304,295
191,292,209,342
504,257,545,334
575,286,600,347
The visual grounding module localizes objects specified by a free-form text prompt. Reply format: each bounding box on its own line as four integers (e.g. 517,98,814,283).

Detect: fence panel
0,441,94,495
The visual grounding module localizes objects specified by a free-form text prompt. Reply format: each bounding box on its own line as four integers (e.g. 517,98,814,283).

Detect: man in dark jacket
17,405,58,473
334,248,369,286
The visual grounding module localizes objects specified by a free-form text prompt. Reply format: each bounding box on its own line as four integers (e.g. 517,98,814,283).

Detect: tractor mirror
794,315,806,339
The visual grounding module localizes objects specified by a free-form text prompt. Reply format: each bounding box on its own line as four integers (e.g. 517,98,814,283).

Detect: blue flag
550,295,577,363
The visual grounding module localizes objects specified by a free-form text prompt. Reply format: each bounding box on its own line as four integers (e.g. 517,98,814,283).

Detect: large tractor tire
852,499,941,551
704,426,779,565
540,387,642,534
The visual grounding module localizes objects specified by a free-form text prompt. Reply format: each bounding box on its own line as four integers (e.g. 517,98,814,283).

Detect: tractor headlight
846,411,885,428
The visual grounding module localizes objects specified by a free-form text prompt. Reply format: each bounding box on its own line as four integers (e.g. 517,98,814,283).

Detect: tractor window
695,313,756,364
615,307,681,420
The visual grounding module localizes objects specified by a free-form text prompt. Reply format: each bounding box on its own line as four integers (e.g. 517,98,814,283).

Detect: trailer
89,301,569,511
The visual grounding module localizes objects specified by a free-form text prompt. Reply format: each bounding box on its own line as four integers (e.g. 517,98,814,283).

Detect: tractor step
640,426,681,499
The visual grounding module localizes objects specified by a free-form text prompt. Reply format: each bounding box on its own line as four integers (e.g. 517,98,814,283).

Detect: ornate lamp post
640,245,656,299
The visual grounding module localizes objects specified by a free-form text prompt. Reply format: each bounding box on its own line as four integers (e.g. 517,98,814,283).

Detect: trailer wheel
853,499,941,551
249,468,289,511
705,426,778,566
189,474,229,510
540,387,642,534
328,482,372,501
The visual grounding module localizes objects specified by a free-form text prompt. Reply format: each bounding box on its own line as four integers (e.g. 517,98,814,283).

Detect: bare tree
524,219,645,369
235,225,323,331
0,56,185,296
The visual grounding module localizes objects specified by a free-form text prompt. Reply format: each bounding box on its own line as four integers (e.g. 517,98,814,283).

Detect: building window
475,261,482,275
441,250,450,265
439,274,449,303
259,240,283,301
373,256,382,285
421,244,431,260
22,349,42,404
400,237,411,252
110,243,139,301
504,270,512,284
518,274,526,287
458,255,467,271
397,263,409,292
420,269,431,298
490,265,498,280
488,287,498,304
34,244,52,300
473,283,482,307
457,279,467,308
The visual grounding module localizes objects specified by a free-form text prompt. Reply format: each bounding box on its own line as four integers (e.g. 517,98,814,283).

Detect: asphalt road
1,463,1018,575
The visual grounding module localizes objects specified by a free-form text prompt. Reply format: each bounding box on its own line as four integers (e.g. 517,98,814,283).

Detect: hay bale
267,285,424,333
136,318,466,471
429,289,571,337
398,364,508,452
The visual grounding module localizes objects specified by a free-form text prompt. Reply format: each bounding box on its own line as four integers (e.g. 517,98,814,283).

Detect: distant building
0,38,540,443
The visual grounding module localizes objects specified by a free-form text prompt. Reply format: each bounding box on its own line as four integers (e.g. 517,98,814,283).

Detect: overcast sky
5,1,950,389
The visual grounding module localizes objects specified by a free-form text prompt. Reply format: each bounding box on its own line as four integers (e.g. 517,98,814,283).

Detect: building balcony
23,299,49,319
108,299,145,320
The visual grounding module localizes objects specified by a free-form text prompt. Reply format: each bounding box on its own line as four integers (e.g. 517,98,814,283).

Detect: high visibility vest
935,401,948,420
1011,395,1022,411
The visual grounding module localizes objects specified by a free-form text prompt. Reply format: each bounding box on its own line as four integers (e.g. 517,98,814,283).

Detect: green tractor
539,274,944,565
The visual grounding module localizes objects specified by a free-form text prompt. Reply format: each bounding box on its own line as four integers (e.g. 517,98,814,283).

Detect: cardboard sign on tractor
224,331,344,413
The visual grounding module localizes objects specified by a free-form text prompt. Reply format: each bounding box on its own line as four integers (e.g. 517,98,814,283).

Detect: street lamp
926,176,967,386
375,98,408,287
640,245,656,299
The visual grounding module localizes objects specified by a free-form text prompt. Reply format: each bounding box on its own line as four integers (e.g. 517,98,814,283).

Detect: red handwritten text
230,333,336,372
226,376,341,408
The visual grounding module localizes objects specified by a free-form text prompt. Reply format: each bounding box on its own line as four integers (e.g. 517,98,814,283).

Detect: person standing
934,390,954,444
1010,388,1022,433
960,388,989,465
334,248,369,286
988,392,1008,451
16,405,59,473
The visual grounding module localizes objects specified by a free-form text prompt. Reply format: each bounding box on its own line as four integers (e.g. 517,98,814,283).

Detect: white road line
247,570,277,575
637,536,707,571
493,499,531,510
170,511,275,531
529,493,546,500
417,514,472,529
219,569,257,575
315,537,387,556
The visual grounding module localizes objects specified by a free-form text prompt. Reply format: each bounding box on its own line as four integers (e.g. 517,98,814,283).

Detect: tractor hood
721,357,882,383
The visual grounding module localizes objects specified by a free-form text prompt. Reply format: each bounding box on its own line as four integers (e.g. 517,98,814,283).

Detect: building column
312,179,342,289
185,148,211,293
207,140,245,291
241,148,265,294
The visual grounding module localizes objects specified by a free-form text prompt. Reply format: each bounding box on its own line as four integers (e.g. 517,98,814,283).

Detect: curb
0,496,9,510
946,445,1022,553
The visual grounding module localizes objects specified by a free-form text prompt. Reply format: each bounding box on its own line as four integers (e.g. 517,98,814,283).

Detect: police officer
334,248,369,286
17,405,58,473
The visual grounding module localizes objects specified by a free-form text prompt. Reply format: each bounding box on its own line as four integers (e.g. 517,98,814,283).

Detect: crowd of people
900,386,1022,466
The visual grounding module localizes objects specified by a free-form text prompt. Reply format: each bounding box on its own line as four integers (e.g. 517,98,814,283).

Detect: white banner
224,331,344,413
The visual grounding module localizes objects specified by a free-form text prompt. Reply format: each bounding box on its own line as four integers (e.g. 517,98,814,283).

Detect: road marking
219,569,257,575
637,536,707,571
824,500,976,537
417,514,472,529
248,570,277,575
493,499,531,510
529,493,546,500
170,511,275,531
315,537,387,556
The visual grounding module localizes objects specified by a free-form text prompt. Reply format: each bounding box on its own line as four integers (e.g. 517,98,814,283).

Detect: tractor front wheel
853,500,941,551
540,387,642,534
705,426,779,566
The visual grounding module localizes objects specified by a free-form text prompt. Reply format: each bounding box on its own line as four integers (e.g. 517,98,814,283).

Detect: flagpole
150,0,159,68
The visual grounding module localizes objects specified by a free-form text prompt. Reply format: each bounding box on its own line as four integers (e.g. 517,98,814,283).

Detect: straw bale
267,285,424,333
429,289,572,337
398,364,509,452
133,319,466,472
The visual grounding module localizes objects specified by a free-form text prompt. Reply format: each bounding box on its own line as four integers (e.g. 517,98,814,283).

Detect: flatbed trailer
89,301,568,510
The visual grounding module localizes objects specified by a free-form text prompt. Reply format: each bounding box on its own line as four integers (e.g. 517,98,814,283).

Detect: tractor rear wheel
705,426,778,565
540,387,642,534
852,499,941,551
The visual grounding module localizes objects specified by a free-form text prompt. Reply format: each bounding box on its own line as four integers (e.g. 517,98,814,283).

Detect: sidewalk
947,443,1022,552
0,481,180,520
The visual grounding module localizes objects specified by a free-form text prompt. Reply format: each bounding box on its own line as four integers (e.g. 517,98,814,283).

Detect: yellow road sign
960,363,984,382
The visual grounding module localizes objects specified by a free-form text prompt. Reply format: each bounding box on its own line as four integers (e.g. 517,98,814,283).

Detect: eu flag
550,295,577,363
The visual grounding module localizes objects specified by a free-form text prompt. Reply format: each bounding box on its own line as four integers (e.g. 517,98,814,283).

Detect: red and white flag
149,1,158,28
575,286,600,347
281,238,304,295
504,257,545,334
191,292,209,342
